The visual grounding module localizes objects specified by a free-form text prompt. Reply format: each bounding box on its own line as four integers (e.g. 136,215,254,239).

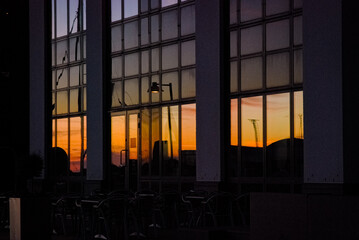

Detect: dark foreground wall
251,193,359,240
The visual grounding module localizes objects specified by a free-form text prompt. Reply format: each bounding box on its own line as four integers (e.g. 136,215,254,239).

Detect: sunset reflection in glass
70,117,81,173
111,115,125,167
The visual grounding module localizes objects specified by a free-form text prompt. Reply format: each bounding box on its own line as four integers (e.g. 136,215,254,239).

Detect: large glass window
110,0,196,192
52,0,87,175
229,0,303,193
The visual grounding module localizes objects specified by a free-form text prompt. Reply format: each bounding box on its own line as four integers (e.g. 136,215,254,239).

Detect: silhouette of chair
92,193,138,240
51,193,80,236
180,190,209,228
200,192,235,227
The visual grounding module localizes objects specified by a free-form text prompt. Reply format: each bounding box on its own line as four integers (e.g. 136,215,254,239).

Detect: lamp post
150,82,173,164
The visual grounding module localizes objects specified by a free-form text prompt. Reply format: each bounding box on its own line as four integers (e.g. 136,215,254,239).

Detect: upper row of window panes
52,0,86,39
111,0,191,22
230,0,302,24
111,5,195,52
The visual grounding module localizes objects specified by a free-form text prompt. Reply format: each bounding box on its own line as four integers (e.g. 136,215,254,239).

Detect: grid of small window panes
229,0,303,193
110,0,196,192
110,0,196,108
51,0,87,174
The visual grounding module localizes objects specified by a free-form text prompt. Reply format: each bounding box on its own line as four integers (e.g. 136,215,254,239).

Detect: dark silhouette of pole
166,83,173,162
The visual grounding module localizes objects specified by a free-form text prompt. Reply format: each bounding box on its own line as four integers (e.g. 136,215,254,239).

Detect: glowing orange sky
231,91,304,148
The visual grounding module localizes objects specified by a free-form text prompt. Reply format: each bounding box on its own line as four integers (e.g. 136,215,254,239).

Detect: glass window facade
52,0,87,176
110,0,196,192
229,0,303,193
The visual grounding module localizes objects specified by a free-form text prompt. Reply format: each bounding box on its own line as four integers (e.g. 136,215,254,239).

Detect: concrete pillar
303,0,343,190
86,0,107,182
196,0,229,189
29,0,48,172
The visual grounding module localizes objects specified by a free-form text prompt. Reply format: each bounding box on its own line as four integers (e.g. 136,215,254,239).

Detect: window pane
230,0,237,24
162,44,178,70
151,0,159,9
52,71,56,90
141,77,150,103
56,0,67,37
111,25,122,52
162,106,179,176
83,36,87,59
266,0,289,16
52,0,55,39
241,96,263,177
111,81,123,107
129,114,138,162
83,87,87,111
141,109,150,176
124,0,138,18
151,75,160,102
141,50,149,74
181,68,196,98
266,93,290,177
57,91,68,114
83,116,87,168
124,21,138,49
52,93,56,115
124,78,139,105
83,64,87,84
231,99,238,146
69,0,79,34
70,117,81,173
181,104,196,176
162,10,178,40
70,66,80,87
162,72,178,101
70,89,80,112
181,41,195,66
69,37,81,62
241,0,262,22
57,68,68,89
230,61,238,93
52,119,55,146
141,18,149,45
112,56,122,79
124,53,139,77
111,115,126,166
266,52,290,88
56,40,68,65
241,57,262,91
52,43,55,66
151,15,159,43
141,0,149,12
162,0,177,7
57,118,68,154
266,20,290,51
294,16,303,45
112,0,122,22
230,31,237,58
294,50,303,84
151,108,160,176
241,25,262,55
181,5,195,36
83,0,86,30
294,91,304,139
151,48,159,72
294,91,304,177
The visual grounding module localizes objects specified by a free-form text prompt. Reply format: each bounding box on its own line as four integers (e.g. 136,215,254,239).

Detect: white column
303,0,343,184
196,0,227,183
86,0,106,180
29,0,47,165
